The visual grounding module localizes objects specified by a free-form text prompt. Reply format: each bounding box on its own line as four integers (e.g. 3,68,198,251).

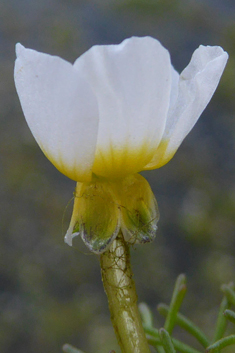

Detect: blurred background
1,0,235,352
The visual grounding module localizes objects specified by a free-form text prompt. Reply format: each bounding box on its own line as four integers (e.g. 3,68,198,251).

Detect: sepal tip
64,231,79,247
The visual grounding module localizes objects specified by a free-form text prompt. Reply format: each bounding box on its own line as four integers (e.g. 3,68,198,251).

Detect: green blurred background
1,0,235,352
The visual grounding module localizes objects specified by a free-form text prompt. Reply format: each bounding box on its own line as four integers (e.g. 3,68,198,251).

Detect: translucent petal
64,182,83,247
15,44,99,182
119,174,159,244
144,45,228,170
74,36,171,178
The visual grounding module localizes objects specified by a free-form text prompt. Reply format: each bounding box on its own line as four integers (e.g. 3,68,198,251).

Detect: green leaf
144,324,160,338
213,284,234,342
221,284,235,306
146,336,165,353
148,335,202,353
164,274,187,334
144,327,165,352
206,335,235,352
139,302,153,327
224,309,235,325
159,328,176,353
157,303,209,348
171,338,203,353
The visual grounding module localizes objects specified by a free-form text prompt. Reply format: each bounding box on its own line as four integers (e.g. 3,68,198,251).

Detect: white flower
14,36,228,253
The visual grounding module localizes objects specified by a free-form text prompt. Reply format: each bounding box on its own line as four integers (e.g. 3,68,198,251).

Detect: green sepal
65,173,159,253
78,180,120,254
119,174,159,244
65,180,120,254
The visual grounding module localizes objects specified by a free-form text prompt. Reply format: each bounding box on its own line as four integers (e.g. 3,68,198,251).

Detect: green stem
100,233,150,353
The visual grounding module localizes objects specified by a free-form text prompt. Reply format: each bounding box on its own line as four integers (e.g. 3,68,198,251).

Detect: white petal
161,45,228,164
169,66,180,111
74,36,172,178
14,43,99,182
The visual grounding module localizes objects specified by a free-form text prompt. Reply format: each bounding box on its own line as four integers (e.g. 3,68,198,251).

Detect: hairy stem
100,233,150,353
